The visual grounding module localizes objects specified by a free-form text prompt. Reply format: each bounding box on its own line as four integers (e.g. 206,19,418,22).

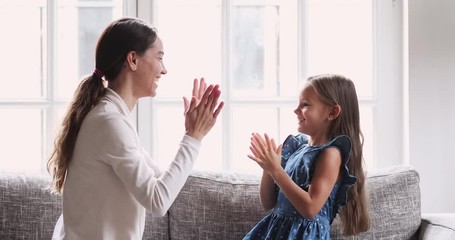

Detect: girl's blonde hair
308,74,370,235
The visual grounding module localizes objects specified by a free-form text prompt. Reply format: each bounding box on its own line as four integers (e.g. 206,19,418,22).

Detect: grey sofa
1,165,454,239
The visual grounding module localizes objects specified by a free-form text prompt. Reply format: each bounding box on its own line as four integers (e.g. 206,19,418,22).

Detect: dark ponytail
47,75,105,193
47,17,158,193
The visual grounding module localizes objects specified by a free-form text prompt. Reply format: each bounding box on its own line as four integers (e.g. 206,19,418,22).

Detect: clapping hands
183,78,224,141
248,133,283,174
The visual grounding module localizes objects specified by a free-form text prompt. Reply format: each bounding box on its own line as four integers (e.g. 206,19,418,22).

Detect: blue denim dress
243,134,357,240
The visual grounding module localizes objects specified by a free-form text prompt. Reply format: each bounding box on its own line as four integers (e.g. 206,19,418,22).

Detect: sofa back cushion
0,174,62,240
168,170,269,240
0,173,169,240
331,165,421,239
169,165,421,240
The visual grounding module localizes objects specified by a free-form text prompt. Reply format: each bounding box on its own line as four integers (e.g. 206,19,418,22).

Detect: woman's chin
148,87,157,97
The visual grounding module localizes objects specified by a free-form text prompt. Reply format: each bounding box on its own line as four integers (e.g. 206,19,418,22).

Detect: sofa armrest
418,213,455,240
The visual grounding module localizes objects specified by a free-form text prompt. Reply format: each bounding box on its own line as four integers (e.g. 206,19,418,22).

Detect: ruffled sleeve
325,135,357,223
281,134,309,168
273,134,309,192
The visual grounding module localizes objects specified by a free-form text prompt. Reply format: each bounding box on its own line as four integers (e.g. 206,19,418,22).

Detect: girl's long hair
47,17,157,193
309,74,370,235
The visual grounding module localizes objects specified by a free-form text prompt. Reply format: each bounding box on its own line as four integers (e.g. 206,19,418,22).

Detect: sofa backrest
0,165,421,240
330,165,421,239
0,174,61,240
168,165,421,240
167,170,267,240
0,173,169,240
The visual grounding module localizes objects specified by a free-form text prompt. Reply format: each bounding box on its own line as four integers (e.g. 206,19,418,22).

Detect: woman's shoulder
86,100,129,123
82,101,135,141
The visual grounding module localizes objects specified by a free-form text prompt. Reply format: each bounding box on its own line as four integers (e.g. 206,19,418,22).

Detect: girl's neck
307,135,329,146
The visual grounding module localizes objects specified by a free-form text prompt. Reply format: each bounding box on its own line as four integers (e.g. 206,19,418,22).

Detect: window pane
0,1,46,99
154,105,222,171
195,116,222,171
155,0,222,99
154,106,185,169
230,107,280,174
307,0,374,97
0,109,43,173
360,106,374,169
56,0,123,99
231,0,299,98
279,106,300,141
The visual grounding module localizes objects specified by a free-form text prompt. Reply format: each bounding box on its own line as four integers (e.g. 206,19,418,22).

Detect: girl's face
134,37,167,98
294,84,332,143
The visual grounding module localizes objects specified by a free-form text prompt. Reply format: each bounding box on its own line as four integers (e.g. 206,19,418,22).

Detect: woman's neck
108,81,137,111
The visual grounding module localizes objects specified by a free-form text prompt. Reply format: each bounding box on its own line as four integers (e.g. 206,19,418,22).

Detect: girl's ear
328,104,341,121
125,51,138,71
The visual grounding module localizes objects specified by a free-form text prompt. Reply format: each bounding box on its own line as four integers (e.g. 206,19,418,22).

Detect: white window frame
135,0,407,171
0,1,137,173
0,0,405,173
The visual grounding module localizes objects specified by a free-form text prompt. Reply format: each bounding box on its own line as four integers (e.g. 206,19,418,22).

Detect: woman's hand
183,78,207,113
248,133,283,175
183,78,224,141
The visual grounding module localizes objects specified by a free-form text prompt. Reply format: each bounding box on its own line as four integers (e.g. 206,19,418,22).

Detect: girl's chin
297,127,307,134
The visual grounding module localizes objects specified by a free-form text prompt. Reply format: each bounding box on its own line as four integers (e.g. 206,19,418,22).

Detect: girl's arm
270,147,341,219
259,170,278,210
248,133,341,219
248,133,282,210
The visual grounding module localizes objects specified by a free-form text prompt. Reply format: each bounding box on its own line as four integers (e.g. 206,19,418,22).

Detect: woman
48,17,224,239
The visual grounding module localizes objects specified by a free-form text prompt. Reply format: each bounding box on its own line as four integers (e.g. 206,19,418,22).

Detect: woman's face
134,37,167,98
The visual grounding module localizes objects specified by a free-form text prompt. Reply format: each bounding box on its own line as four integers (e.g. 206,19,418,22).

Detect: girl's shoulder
323,135,352,160
280,134,309,163
324,135,357,223
281,134,308,154
282,133,309,147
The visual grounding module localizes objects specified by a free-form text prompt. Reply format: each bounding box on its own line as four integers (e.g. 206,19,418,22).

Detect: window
0,0,125,173
137,0,397,175
1,0,405,175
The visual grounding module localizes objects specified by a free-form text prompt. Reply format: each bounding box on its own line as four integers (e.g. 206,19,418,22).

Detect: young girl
47,17,223,239
244,74,370,239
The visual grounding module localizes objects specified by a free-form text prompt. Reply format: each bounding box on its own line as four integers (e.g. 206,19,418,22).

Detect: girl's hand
247,133,283,174
183,78,224,141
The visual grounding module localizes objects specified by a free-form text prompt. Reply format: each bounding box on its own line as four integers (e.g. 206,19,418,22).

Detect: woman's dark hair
47,17,158,193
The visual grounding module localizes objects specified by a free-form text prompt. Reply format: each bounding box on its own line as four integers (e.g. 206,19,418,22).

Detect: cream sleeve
99,115,201,217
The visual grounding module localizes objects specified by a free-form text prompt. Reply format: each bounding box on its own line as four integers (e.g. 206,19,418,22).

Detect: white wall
409,0,455,213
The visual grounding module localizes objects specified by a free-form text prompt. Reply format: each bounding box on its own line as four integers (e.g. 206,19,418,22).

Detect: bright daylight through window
0,0,375,175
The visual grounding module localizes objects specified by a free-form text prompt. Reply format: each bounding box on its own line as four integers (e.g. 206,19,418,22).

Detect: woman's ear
328,104,341,121
126,51,138,71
